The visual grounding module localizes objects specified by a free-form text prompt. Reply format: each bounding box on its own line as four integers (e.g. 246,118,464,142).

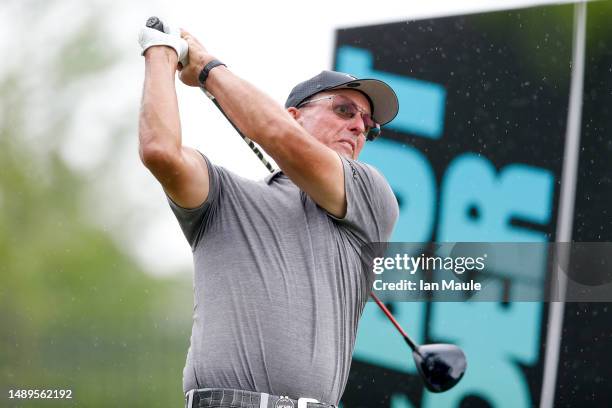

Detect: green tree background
0,1,193,406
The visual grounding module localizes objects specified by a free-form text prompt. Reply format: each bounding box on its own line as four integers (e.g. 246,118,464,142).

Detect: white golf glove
138,19,189,66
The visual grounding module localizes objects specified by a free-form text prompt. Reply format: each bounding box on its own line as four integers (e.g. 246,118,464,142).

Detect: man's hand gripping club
138,17,217,87
138,17,189,67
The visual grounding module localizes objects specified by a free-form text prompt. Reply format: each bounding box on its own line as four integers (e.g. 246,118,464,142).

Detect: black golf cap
285,70,399,125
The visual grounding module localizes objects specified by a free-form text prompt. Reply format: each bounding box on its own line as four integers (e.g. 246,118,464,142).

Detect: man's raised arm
179,31,347,217
138,27,209,209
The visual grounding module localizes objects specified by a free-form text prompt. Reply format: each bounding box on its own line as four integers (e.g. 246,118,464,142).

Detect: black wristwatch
198,59,226,87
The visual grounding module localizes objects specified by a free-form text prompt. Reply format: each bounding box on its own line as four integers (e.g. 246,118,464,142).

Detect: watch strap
198,59,226,87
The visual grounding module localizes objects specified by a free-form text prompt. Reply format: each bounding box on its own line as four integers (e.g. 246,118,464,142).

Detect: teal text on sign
342,47,554,408
336,46,447,139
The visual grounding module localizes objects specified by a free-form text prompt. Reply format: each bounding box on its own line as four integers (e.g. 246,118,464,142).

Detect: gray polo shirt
168,154,398,405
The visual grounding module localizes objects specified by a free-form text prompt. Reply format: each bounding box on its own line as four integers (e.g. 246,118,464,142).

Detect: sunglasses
297,94,381,141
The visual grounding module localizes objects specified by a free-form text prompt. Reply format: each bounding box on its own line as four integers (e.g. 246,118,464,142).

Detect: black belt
185,388,336,408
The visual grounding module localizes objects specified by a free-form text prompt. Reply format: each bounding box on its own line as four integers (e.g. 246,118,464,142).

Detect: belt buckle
275,396,294,408
297,398,319,408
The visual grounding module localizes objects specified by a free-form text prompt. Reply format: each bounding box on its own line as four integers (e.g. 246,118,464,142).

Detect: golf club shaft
370,292,419,352
200,89,276,173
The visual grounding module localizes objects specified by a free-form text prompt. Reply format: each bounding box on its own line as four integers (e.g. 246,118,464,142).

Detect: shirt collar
264,169,284,184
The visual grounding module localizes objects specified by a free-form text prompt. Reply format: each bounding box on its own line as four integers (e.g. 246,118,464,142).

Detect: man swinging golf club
138,19,399,408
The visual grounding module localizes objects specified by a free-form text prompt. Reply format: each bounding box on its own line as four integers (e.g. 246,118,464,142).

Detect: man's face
290,89,372,159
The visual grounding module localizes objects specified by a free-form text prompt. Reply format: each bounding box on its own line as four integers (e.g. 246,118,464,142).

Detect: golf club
370,293,467,393
145,16,467,393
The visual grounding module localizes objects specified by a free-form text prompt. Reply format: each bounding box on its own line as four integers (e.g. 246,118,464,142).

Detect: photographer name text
373,279,481,292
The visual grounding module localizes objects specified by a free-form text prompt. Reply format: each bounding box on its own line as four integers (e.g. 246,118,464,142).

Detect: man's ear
287,107,301,120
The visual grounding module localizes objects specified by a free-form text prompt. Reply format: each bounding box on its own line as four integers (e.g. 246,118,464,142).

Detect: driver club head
412,343,467,393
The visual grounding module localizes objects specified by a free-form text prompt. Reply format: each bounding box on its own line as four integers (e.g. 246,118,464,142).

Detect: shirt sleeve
166,152,221,251
330,156,399,244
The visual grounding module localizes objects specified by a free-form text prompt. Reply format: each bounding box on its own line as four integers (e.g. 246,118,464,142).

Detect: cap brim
329,78,399,125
